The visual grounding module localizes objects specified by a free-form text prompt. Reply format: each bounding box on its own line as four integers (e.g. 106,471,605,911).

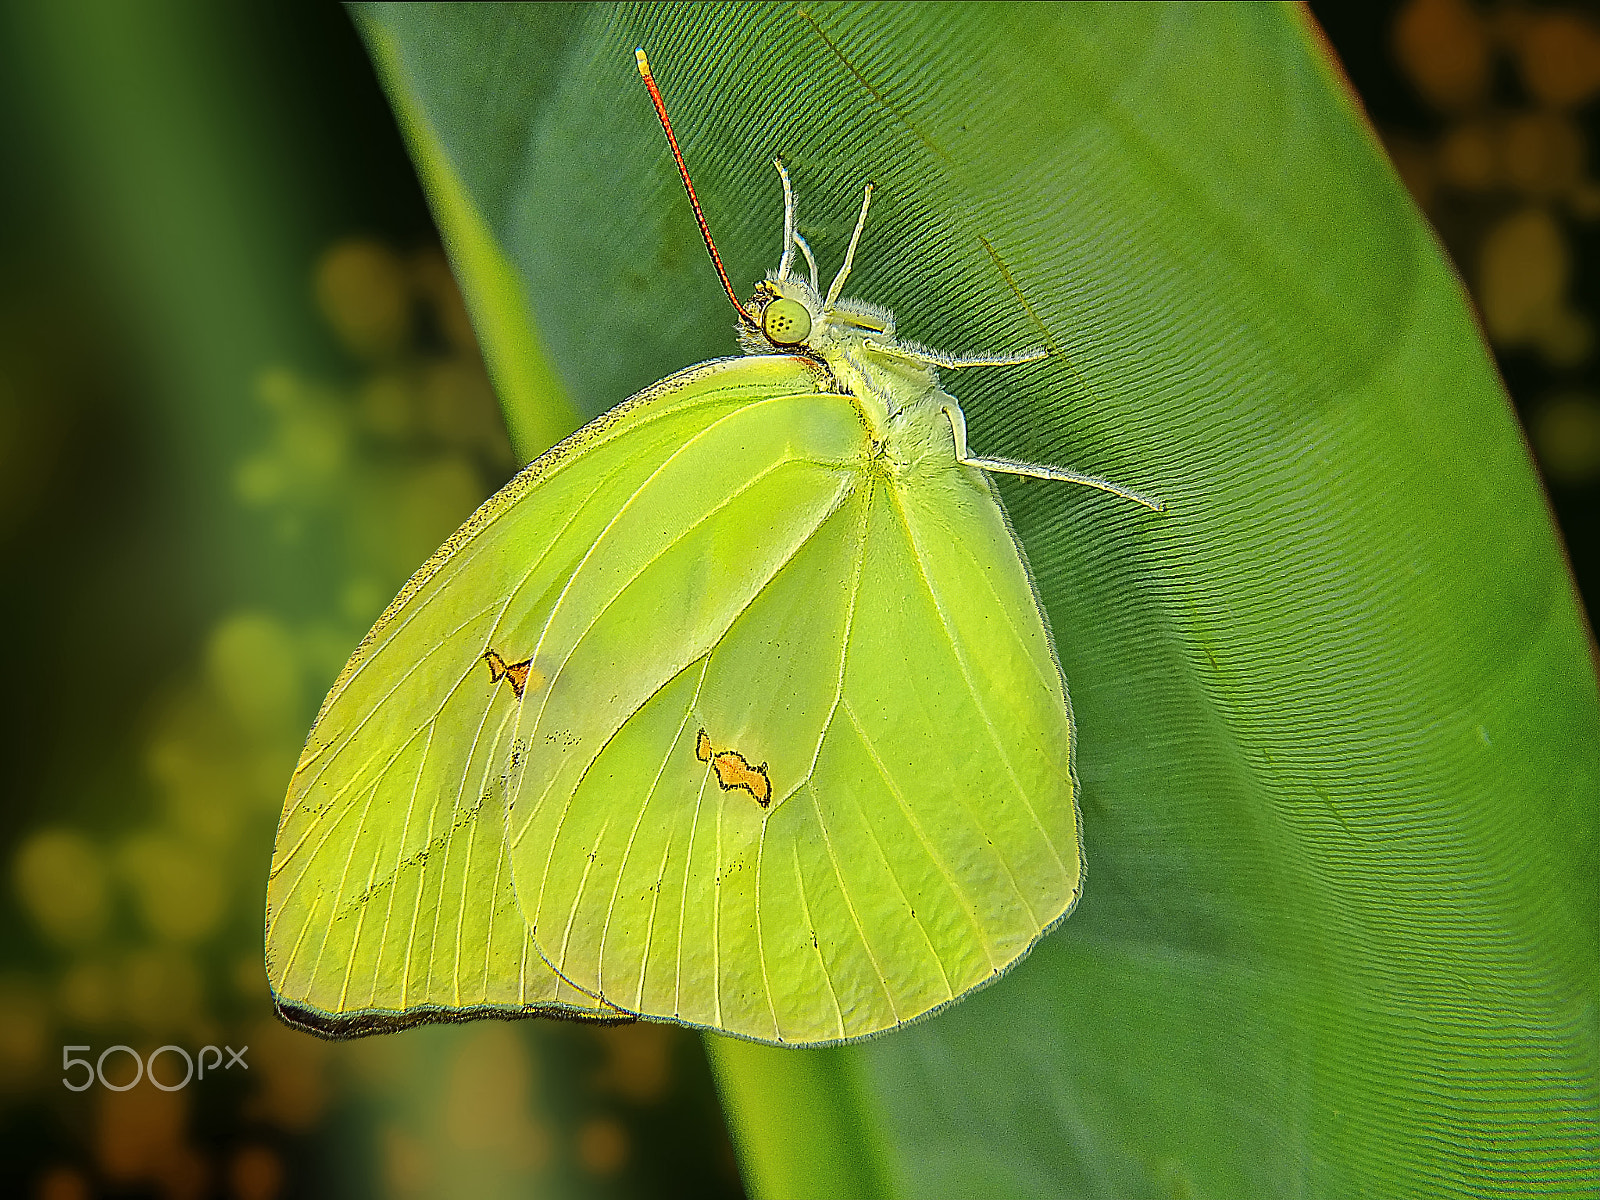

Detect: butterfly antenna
774,158,796,282
636,49,756,326
826,182,874,307
791,230,820,292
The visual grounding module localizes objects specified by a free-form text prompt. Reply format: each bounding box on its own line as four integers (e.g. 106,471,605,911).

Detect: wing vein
808,782,900,1025
841,699,1003,970
676,770,714,1018
791,840,846,1041
798,483,872,793
274,601,501,873
753,815,780,1040
519,395,850,758
514,461,838,906
594,661,711,1001
837,703,962,994
887,488,1069,907
397,722,440,1008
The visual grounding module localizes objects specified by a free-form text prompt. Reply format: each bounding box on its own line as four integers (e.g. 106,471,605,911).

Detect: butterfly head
746,277,819,351
743,276,898,360
756,286,813,347
632,58,897,362
736,160,901,363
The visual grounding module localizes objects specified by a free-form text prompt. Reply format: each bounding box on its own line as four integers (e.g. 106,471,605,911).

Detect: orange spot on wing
695,728,771,807
483,649,540,700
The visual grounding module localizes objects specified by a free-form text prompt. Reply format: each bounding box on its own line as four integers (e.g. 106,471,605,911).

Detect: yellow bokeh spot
118,833,226,944
59,958,117,1027
1393,0,1490,113
206,611,301,739
359,371,414,438
1502,111,1585,199
233,954,268,1000
119,947,203,1035
576,1116,629,1175
1434,113,1586,199
233,452,286,506
1477,207,1586,365
281,400,351,482
444,1024,549,1168
1511,10,1600,109
314,238,412,359
145,695,251,840
1533,393,1600,484
340,577,388,626
1437,121,1497,191
249,369,352,493
366,455,485,580
12,828,108,946
0,975,48,1092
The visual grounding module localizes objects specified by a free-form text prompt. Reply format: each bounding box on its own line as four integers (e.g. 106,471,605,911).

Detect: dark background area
1318,0,1600,610
0,2,1592,1198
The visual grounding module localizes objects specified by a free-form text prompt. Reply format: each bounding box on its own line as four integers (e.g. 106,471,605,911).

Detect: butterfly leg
878,341,1048,370
942,402,1166,512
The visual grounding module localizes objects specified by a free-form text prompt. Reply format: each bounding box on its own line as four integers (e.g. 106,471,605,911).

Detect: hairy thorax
821,337,963,483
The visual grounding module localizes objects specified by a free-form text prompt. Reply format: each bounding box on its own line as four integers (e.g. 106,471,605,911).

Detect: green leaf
356,3,1600,1196
363,19,584,461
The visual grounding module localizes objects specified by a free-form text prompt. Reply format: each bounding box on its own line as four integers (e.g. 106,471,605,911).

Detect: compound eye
762,297,812,346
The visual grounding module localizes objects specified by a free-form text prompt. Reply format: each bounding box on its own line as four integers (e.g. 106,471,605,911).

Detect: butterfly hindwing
509,391,1082,1045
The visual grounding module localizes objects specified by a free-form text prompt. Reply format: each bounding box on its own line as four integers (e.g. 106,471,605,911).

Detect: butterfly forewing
266,356,826,1033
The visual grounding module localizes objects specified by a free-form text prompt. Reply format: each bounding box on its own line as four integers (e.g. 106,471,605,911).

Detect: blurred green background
0,2,1595,1198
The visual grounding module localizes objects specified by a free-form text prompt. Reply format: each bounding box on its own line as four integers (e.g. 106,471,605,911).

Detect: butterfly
265,49,1160,1046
